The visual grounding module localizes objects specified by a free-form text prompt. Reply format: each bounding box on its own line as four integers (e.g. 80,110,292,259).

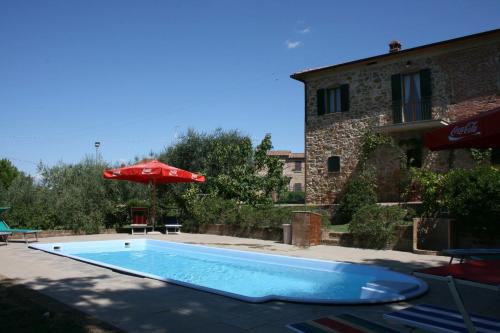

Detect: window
327,87,342,113
293,161,302,172
327,156,340,173
391,69,431,123
402,73,421,121
316,84,349,115
293,183,302,192
406,148,422,168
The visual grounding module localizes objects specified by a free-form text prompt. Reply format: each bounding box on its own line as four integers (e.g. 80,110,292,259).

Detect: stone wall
198,224,283,241
8,228,118,240
303,36,500,204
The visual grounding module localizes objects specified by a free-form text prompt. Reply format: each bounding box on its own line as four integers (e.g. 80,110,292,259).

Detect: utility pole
95,141,101,162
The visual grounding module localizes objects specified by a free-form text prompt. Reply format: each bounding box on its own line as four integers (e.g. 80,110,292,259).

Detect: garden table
443,248,500,264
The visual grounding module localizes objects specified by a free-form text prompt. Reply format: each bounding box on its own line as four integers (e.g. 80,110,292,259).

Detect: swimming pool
30,239,427,304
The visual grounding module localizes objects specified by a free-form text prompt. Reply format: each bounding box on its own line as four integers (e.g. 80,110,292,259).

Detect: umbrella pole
151,182,157,232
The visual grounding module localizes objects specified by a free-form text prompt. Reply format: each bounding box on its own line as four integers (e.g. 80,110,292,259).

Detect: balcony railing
392,99,432,123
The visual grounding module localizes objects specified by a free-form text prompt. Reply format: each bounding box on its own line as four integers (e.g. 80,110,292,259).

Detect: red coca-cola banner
424,107,500,150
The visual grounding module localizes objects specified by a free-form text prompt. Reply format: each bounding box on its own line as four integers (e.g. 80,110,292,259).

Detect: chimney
389,40,402,53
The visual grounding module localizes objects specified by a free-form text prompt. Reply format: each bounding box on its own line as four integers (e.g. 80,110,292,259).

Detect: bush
412,166,500,235
442,166,500,234
349,204,406,249
337,172,377,223
409,168,446,215
181,187,330,230
277,191,305,204
2,175,57,230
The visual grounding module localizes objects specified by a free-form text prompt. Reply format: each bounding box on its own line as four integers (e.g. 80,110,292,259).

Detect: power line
1,69,288,144
0,156,39,165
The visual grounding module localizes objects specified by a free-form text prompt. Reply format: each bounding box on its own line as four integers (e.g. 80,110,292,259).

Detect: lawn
327,223,350,233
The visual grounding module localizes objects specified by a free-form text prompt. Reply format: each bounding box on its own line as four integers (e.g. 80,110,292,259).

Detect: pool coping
29,238,428,304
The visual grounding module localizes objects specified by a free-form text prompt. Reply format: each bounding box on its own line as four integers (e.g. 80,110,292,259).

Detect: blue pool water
30,239,427,303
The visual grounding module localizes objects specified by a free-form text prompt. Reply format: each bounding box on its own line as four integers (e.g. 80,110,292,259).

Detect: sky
1,0,500,176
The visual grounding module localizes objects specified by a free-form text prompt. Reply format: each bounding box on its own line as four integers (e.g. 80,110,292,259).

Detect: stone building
291,29,500,205
266,150,305,191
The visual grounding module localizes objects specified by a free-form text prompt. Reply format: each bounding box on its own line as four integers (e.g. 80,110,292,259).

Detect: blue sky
1,0,500,175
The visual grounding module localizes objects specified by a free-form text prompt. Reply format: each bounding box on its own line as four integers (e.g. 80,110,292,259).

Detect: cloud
299,27,311,34
285,40,303,49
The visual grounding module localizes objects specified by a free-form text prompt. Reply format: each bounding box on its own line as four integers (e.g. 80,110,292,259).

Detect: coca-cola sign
448,121,481,142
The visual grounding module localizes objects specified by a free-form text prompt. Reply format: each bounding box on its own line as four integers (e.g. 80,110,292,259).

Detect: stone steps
321,231,349,246
321,238,340,246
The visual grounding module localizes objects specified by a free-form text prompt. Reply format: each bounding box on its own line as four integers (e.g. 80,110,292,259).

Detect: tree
0,158,21,189
158,129,287,206
254,134,288,199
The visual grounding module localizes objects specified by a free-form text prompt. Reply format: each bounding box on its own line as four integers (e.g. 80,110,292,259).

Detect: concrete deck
1,233,499,332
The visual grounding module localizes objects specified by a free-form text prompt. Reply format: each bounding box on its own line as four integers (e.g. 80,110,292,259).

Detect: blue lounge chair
164,216,181,235
0,220,41,244
384,303,500,333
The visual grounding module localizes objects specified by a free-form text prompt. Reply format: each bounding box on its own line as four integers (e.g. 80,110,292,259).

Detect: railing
393,99,432,123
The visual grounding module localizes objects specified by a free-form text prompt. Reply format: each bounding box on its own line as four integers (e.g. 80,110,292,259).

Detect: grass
0,276,123,333
327,220,412,233
327,223,350,233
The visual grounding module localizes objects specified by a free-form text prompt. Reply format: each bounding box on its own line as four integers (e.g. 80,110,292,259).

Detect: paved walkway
1,233,499,332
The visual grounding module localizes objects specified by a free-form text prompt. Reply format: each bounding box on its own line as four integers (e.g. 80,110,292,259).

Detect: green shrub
2,175,57,229
411,166,500,235
442,166,500,234
337,172,377,223
409,168,446,215
277,191,305,204
349,204,406,249
181,187,330,230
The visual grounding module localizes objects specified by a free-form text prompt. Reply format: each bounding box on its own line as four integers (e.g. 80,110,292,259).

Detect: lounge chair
164,216,181,235
130,217,149,235
386,261,500,333
0,220,41,244
288,313,400,333
130,207,150,235
0,231,11,245
384,303,500,333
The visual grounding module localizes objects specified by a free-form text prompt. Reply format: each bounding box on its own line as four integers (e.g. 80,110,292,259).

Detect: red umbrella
103,160,205,231
424,107,500,150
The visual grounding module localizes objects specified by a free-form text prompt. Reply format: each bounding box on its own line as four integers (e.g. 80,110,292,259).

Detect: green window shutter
420,68,432,119
317,89,325,116
420,69,432,98
326,89,331,114
391,74,402,123
340,84,349,112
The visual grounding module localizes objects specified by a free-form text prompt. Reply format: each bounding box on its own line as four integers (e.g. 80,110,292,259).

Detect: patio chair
384,303,500,333
0,231,11,245
288,313,400,333
0,220,41,244
164,216,181,235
